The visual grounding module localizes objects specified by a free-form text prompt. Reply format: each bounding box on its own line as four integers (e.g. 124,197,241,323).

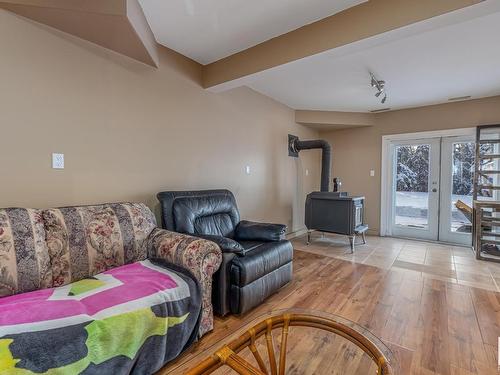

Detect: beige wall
0,10,320,232
320,96,500,234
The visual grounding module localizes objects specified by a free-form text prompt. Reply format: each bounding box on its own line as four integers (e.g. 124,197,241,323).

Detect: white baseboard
286,228,308,240
287,227,378,239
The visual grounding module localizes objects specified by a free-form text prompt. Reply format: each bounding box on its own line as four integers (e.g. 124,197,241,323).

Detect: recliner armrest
195,234,245,254
234,220,287,242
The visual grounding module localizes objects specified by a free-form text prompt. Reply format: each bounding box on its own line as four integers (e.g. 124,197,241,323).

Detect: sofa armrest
234,220,287,242
195,234,245,254
147,228,222,336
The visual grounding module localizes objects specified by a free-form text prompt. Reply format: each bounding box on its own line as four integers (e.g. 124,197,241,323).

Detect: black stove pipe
294,139,331,192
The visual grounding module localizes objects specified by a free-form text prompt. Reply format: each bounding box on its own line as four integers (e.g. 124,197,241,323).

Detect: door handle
432,188,438,193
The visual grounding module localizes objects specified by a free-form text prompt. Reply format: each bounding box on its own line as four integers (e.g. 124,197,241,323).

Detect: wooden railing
474,200,500,263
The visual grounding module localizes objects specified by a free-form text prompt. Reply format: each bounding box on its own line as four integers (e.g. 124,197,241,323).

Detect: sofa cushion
0,259,201,374
42,203,156,287
0,208,53,298
230,240,293,287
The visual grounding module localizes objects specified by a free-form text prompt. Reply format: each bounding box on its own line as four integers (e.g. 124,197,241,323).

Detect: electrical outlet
52,153,64,169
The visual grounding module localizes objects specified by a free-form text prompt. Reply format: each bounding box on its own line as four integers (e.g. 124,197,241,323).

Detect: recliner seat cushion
230,240,293,287
172,195,240,237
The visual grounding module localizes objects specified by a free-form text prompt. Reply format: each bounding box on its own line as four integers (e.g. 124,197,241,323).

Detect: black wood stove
288,135,368,252
305,192,368,252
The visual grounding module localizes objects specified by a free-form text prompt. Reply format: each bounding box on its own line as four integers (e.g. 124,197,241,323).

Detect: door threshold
383,235,472,249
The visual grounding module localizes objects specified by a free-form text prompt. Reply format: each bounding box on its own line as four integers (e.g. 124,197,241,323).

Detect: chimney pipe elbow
295,139,332,192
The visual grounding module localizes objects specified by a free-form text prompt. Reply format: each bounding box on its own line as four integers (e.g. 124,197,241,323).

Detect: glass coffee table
169,309,397,375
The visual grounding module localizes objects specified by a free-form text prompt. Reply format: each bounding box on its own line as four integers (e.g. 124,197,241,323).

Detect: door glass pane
394,144,430,229
450,142,474,232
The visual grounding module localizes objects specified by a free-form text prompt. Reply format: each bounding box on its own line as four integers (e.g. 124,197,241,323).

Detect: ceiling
138,0,500,113
138,0,366,64
238,1,500,112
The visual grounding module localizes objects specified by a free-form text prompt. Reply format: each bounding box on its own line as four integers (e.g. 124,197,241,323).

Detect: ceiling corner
0,0,159,67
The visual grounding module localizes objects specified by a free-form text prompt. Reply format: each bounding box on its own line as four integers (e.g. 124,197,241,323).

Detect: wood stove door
390,138,441,241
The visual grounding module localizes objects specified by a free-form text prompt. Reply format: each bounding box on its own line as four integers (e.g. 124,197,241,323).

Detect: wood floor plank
446,287,488,373
482,344,499,373
382,275,424,350
385,341,414,375
418,285,451,375
469,288,500,346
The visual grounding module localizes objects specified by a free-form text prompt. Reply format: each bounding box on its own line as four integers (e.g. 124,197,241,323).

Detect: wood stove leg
348,235,355,253
307,231,311,245
361,231,366,245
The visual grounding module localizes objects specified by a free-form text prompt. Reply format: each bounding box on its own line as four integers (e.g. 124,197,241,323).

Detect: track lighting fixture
370,72,387,104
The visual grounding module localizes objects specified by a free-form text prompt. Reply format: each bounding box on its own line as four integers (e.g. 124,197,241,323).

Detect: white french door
386,134,474,245
438,136,475,245
390,138,441,241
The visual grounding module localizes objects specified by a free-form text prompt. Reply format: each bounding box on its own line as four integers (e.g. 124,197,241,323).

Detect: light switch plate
245,165,251,175
305,169,309,176
370,170,375,177
52,153,64,169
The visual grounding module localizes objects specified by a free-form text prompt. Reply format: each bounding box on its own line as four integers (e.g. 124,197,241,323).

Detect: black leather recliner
157,190,293,316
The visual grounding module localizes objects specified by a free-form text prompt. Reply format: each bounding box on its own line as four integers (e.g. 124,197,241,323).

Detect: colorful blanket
0,259,201,375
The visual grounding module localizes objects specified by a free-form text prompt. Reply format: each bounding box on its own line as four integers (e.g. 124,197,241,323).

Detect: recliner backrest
158,190,240,238
157,190,230,230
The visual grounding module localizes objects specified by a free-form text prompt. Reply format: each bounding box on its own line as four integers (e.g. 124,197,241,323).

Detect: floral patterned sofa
0,203,222,374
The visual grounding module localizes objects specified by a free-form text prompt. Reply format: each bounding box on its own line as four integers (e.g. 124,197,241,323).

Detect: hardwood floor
162,247,500,374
